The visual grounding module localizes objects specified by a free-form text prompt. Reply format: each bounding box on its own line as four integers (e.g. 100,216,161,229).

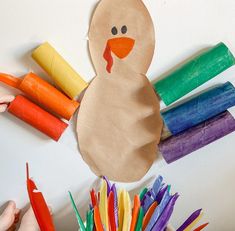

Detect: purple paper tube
159,111,235,164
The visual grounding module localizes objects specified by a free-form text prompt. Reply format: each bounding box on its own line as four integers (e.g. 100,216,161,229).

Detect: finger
0,201,16,231
1,201,16,216
18,207,39,231
6,223,16,231
14,209,21,224
0,104,8,113
0,95,15,104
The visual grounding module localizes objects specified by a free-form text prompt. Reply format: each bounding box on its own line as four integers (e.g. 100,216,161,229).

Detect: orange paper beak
107,37,135,59
103,37,135,73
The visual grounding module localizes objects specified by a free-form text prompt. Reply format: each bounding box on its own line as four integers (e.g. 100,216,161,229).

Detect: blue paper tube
161,82,235,135
159,111,235,164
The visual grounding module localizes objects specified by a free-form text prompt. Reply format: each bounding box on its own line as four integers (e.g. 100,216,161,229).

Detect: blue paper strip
144,189,171,231
152,175,163,197
152,193,179,231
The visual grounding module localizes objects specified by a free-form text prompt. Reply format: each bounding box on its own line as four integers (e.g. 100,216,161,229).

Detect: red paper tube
8,95,68,141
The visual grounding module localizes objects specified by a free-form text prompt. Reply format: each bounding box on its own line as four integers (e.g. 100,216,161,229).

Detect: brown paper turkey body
77,0,163,182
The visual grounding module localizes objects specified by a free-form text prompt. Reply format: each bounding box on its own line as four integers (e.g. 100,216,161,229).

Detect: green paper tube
154,43,235,105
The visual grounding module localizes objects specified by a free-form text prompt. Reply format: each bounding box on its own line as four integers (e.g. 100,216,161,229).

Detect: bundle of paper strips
25,164,208,230
69,176,209,231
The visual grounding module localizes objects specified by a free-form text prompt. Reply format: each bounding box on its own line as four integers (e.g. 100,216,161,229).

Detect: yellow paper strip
118,190,124,231
32,42,88,99
99,180,109,231
122,190,131,231
183,212,203,231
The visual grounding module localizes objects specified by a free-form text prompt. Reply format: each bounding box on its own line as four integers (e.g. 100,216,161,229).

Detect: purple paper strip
152,175,163,197
111,184,118,227
176,209,202,231
152,193,179,231
159,111,235,164
143,193,155,214
145,189,171,231
156,185,168,204
103,176,111,195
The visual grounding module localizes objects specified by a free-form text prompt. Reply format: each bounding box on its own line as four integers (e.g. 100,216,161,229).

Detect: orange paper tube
0,72,79,120
8,95,68,141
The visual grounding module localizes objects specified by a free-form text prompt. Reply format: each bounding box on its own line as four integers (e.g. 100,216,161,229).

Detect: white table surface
0,0,235,230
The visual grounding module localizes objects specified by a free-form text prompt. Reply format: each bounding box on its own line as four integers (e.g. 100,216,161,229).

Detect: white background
0,0,235,230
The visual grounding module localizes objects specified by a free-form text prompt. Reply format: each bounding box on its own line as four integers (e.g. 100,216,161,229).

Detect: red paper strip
26,163,55,231
193,223,209,231
108,192,116,231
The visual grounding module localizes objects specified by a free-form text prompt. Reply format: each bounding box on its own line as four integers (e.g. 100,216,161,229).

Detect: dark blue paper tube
159,111,235,164
161,82,235,135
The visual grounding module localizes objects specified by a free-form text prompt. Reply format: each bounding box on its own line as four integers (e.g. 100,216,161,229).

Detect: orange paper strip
143,201,158,230
130,195,140,231
94,205,105,231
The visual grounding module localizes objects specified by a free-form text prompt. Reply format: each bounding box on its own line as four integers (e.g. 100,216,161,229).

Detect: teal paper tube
154,42,235,105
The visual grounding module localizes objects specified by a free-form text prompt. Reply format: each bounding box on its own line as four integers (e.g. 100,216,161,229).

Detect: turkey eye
111,26,118,35
121,25,127,34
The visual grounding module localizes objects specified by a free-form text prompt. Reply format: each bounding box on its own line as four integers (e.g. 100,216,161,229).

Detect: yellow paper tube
32,42,88,99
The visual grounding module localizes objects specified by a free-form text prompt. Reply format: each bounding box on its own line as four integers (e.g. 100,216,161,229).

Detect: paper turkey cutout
77,0,163,182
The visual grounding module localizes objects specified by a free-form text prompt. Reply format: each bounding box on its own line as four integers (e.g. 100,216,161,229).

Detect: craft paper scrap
32,42,88,99
77,0,163,182
154,42,235,105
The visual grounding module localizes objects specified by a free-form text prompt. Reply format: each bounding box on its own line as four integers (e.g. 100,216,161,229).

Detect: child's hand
0,95,15,113
18,207,39,231
0,201,20,231
0,201,42,231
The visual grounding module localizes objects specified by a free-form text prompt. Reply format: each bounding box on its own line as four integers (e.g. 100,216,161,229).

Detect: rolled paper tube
32,42,88,99
162,82,235,135
8,95,68,141
159,111,235,164
154,42,235,105
0,72,79,120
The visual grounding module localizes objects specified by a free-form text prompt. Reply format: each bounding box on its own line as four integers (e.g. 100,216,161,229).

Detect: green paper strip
69,191,86,231
86,210,94,231
154,42,235,105
139,188,148,201
135,207,144,231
